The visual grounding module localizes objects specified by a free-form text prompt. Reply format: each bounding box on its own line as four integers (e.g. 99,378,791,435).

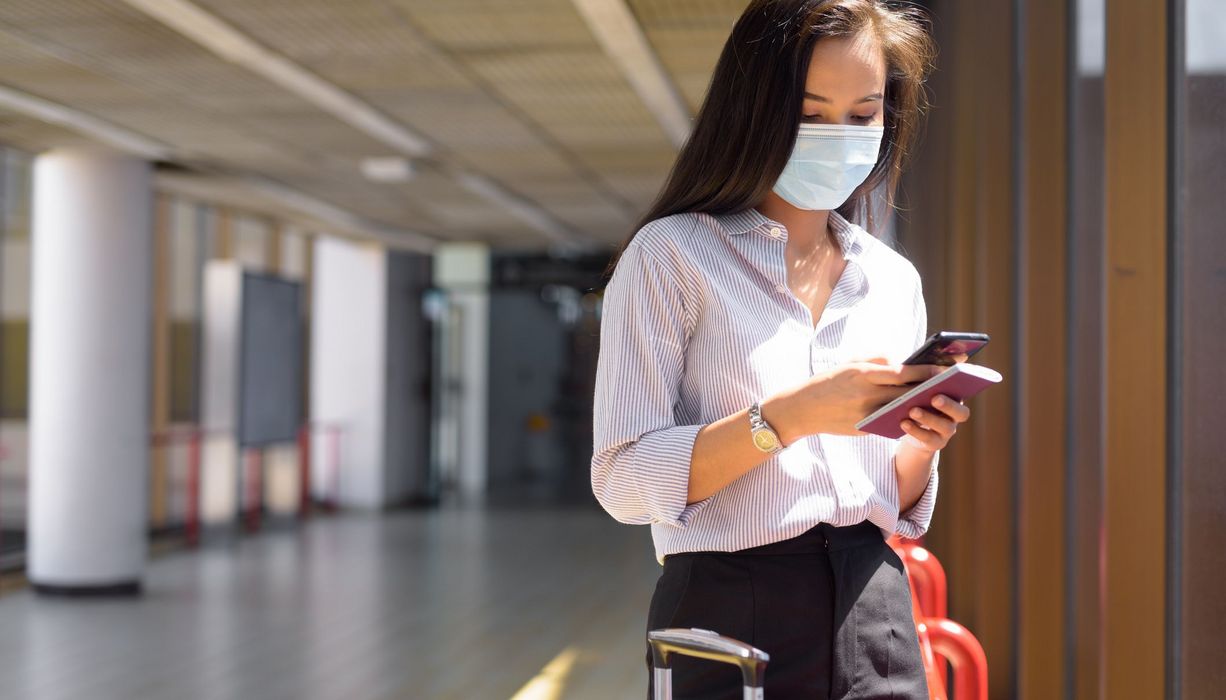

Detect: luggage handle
648,628,770,700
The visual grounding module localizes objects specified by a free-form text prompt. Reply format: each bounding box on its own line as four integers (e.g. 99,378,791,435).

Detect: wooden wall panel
1017,0,1069,696
215,209,234,260
904,2,1019,695
968,1,1019,696
1068,73,1107,700
931,0,985,647
904,2,1184,697
899,0,953,563
1176,73,1226,699
1102,0,1167,697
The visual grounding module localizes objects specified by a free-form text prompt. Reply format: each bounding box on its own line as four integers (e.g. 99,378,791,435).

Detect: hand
900,393,971,452
762,356,946,441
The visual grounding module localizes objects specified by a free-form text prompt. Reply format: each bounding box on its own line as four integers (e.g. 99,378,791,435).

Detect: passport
855,363,1003,439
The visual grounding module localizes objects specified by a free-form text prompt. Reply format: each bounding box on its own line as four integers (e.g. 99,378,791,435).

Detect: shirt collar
711,207,866,263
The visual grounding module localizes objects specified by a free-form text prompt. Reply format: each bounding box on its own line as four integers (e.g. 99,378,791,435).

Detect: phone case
855,363,1003,439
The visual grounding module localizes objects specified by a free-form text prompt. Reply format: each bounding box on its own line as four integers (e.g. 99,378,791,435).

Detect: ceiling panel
628,0,742,112
0,0,743,250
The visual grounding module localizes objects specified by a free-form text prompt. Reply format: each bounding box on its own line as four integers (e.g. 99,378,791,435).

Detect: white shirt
590,206,939,565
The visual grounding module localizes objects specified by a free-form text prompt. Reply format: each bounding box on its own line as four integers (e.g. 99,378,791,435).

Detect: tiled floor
0,503,662,700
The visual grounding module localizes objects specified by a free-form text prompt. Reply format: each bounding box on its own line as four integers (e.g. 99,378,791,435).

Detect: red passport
855,363,1003,439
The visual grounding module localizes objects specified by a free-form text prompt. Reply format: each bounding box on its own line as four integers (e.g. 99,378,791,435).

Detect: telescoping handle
648,628,770,700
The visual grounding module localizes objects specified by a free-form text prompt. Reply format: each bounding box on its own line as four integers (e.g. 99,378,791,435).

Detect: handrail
896,541,948,619
925,617,989,700
891,536,989,700
149,422,345,545
908,573,951,699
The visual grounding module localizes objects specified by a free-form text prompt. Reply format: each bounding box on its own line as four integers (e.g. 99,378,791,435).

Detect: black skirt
644,521,928,699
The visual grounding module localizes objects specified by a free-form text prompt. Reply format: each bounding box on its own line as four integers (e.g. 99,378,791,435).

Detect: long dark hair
604,0,935,280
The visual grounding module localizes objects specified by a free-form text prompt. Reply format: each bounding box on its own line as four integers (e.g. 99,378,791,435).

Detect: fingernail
910,408,923,419
934,396,945,406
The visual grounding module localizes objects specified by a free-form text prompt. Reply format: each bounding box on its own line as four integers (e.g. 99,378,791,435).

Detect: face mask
772,123,884,211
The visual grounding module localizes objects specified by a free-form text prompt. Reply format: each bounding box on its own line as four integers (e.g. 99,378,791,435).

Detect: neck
754,192,835,253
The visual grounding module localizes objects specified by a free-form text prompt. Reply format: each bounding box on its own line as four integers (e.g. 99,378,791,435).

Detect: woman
591,1,968,698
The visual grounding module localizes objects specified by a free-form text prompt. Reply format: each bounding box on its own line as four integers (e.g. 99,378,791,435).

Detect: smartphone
902,331,990,366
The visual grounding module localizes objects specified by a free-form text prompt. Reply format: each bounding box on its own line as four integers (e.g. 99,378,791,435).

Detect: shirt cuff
894,448,940,540
629,423,712,528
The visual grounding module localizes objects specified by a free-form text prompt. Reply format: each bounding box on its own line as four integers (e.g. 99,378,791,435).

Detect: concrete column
310,237,434,509
434,243,490,498
199,260,242,526
310,236,389,509
27,148,152,594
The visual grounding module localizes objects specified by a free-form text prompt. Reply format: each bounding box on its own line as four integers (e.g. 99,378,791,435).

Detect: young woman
591,1,968,697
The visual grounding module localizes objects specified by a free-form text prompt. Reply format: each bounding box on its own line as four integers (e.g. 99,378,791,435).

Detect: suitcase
647,627,770,700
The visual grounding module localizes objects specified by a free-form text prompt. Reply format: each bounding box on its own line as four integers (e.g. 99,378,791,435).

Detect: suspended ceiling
0,0,749,251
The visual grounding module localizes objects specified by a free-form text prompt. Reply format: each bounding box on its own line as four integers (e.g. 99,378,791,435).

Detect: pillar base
31,580,142,597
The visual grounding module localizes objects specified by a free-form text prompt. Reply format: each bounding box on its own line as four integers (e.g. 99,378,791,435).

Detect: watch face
753,430,780,452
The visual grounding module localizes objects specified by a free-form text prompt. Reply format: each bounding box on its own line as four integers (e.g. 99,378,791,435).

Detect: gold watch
748,401,784,454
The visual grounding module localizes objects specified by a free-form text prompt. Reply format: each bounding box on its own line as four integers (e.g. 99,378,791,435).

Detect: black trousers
645,521,928,699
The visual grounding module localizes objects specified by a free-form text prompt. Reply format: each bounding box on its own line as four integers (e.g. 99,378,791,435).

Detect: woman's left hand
900,393,970,452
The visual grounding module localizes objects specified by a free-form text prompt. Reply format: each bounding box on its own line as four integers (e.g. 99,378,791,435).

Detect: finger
931,394,971,422
853,356,891,365
908,406,956,438
952,353,970,364
900,419,943,450
865,363,945,386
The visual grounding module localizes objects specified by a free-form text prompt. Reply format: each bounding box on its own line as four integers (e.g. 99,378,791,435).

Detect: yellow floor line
508,646,582,700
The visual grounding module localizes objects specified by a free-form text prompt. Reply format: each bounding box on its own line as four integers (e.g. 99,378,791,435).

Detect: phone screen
903,332,990,366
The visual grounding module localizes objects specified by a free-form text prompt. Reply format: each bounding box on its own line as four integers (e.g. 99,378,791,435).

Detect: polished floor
0,504,662,700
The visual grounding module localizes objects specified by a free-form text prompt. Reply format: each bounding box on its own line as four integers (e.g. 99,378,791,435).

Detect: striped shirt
590,206,939,565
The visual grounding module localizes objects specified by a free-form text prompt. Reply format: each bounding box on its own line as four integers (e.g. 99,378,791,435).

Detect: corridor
0,506,658,700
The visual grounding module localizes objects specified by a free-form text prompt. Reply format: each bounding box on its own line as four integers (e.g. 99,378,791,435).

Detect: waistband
665,521,885,561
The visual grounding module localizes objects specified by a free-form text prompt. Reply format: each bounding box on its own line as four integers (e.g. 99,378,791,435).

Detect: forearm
686,393,806,504
895,439,937,513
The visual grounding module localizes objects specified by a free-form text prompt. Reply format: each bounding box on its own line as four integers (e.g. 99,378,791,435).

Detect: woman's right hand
760,357,946,442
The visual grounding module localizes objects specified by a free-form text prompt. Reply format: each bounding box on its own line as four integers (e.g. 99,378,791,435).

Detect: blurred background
0,0,1221,698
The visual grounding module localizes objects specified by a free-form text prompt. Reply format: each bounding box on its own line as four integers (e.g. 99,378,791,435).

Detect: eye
852,113,879,124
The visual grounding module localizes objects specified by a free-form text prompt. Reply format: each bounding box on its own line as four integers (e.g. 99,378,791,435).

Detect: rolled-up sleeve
590,242,712,528
894,270,940,538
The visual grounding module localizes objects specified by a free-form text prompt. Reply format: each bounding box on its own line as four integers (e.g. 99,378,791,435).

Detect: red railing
890,536,989,700
896,540,948,619
149,422,345,546
925,617,989,700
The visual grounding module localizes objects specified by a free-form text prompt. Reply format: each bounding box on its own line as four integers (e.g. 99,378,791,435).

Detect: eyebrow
804,92,883,103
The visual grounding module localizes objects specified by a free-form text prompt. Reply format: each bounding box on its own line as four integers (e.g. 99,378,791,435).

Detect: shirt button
775,283,788,293
769,227,783,238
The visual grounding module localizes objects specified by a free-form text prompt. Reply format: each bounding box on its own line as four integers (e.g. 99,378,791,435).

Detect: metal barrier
894,540,949,620
890,537,989,700
149,422,345,546
925,617,989,700
149,427,206,545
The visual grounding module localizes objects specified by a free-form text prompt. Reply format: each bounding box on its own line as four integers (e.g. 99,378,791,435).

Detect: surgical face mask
772,123,884,211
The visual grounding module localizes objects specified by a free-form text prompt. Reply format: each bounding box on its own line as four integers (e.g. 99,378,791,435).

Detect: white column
434,243,490,498
199,260,241,526
310,236,388,509
27,148,152,594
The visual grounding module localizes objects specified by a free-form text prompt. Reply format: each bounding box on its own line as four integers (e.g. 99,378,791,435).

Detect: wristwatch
748,401,785,454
